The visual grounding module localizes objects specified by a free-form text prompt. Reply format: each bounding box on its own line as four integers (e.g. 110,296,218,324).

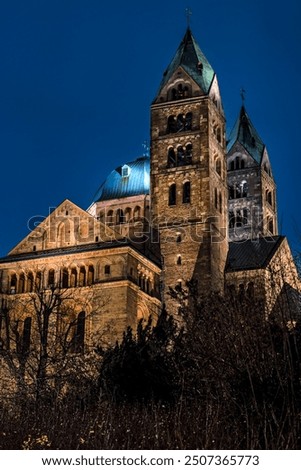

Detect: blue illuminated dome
92,156,150,202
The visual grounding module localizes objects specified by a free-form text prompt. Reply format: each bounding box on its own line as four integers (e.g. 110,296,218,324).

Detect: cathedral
0,28,300,350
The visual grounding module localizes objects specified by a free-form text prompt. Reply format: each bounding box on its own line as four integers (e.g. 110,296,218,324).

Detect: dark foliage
99,309,182,402
1,284,301,449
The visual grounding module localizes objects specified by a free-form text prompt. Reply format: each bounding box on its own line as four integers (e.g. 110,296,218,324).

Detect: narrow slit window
183,182,191,203
169,184,176,206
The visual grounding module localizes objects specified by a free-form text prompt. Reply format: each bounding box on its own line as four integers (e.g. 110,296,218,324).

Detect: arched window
48,269,55,288
167,147,176,167
61,269,68,289
215,159,221,176
169,184,176,206
216,127,221,143
243,208,248,225
133,206,141,220
27,272,34,292
19,273,25,293
10,274,17,294
229,160,235,171
171,88,177,100
266,190,272,206
185,143,193,163
97,212,105,223
107,210,114,225
36,272,42,291
183,182,191,204
185,112,192,130
167,115,177,133
177,84,184,98
229,185,235,200
176,114,185,132
235,184,242,198
79,267,86,287
125,207,132,222
177,146,185,165
171,83,190,100
87,265,94,285
241,181,248,197
116,209,125,224
235,157,245,170
22,317,32,356
70,268,77,288
79,220,89,240
71,312,85,354
177,255,182,265
236,210,242,227
229,183,245,199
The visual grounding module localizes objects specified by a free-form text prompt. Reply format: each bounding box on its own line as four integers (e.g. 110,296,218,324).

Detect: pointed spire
155,28,215,98
227,105,265,164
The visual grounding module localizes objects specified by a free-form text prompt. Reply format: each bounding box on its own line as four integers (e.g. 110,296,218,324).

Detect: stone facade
0,200,161,351
0,28,300,356
150,32,228,308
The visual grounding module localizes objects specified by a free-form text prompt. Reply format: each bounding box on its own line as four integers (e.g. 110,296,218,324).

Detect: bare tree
0,284,109,406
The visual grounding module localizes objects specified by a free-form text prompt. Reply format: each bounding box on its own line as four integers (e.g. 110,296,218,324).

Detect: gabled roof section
226,236,284,272
8,199,121,256
155,28,215,98
227,106,265,164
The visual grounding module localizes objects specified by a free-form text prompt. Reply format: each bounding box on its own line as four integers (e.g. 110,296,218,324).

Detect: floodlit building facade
0,28,300,353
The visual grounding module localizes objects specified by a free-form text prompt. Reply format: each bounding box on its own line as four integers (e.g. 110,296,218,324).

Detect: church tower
227,105,278,241
150,28,228,308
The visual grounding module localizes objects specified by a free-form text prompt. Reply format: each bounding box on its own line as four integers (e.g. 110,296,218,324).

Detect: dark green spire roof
227,106,265,164
156,28,215,97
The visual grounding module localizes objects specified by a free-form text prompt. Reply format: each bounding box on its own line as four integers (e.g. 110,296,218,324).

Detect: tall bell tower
227,105,278,241
150,28,228,308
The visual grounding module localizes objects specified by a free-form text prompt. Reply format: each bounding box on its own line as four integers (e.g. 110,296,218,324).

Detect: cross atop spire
185,7,192,27
240,87,246,104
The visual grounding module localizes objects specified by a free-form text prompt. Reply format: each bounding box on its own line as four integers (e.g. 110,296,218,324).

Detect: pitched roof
0,237,161,268
155,28,215,98
226,236,284,272
227,105,265,164
92,156,150,203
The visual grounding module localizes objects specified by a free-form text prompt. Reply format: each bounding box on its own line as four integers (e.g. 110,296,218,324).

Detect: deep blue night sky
0,0,300,257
